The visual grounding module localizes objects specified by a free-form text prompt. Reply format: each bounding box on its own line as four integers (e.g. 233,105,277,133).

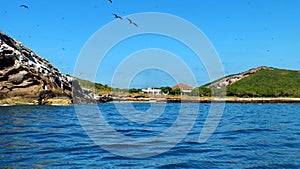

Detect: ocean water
0,103,299,168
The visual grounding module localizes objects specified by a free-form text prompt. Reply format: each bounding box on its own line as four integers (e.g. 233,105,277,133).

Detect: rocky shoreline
2,96,300,106
112,97,300,104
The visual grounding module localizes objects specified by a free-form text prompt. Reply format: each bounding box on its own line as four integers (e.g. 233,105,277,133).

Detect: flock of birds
20,4,29,9
18,1,274,53
109,0,138,27
113,14,138,27
19,0,138,27
17,0,138,54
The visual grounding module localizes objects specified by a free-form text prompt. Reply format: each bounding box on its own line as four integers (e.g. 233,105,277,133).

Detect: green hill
191,67,300,98
226,68,300,97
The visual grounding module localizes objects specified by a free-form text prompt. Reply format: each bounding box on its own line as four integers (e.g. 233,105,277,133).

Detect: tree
129,88,142,94
170,88,181,95
198,87,212,97
189,88,199,96
160,86,172,95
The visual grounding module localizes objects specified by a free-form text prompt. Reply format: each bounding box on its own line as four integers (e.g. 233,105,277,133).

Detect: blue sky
1,0,300,88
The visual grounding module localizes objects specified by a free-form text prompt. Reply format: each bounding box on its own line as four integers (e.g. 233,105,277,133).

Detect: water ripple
0,104,299,168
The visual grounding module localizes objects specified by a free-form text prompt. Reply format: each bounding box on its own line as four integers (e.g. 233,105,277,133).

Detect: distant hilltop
199,66,300,98
207,66,271,88
0,32,95,105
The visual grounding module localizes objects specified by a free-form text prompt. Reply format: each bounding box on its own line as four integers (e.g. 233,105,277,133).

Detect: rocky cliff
207,66,272,88
0,32,94,105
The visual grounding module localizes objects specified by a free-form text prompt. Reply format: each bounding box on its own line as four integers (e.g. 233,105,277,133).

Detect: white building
142,87,161,95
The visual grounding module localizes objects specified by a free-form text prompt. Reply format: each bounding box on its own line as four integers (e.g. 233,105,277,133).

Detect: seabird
126,18,138,27
113,14,123,20
108,0,112,3
20,4,29,9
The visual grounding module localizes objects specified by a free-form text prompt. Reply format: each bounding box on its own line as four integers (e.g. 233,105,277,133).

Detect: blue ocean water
0,103,299,168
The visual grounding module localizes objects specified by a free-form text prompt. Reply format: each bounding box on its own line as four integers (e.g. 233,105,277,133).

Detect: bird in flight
126,18,138,27
113,14,123,20
108,0,112,3
20,4,29,9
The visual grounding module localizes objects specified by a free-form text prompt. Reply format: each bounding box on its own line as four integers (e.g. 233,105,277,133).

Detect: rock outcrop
207,66,272,88
0,32,94,105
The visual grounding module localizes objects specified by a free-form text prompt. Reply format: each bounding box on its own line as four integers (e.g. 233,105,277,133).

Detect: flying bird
108,0,112,3
20,4,29,9
126,18,138,27
113,14,123,20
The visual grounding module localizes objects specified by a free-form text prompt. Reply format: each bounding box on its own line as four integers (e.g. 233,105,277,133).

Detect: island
1,32,300,105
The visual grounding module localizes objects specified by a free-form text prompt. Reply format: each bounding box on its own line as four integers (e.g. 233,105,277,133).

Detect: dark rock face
0,32,94,104
98,95,113,103
71,79,97,104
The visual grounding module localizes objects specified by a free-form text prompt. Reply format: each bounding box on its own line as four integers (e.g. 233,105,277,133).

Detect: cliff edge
0,32,94,105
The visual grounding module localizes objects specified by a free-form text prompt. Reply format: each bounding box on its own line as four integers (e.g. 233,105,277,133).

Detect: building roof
172,83,195,90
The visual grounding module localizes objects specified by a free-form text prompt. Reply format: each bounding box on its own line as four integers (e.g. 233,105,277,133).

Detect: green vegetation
160,86,172,94
76,78,112,94
190,87,212,96
129,88,142,94
190,87,226,97
190,68,300,98
160,86,185,95
169,88,181,95
227,68,300,97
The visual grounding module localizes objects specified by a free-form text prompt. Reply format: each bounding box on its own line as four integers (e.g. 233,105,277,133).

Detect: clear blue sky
1,0,300,88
